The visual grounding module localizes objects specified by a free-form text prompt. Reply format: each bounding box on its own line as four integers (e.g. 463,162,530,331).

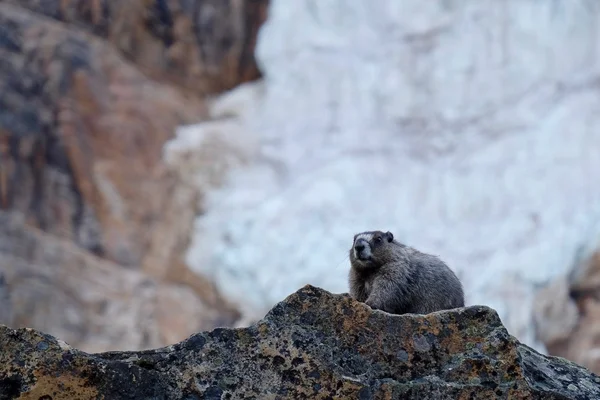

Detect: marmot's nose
355,243,365,253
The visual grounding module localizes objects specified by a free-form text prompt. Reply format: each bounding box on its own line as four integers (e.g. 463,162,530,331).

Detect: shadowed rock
1,285,599,399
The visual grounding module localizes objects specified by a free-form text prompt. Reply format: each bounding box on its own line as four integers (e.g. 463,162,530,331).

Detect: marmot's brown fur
349,230,464,314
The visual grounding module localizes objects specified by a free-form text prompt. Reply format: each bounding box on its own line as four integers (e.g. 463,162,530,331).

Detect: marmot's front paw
365,299,381,310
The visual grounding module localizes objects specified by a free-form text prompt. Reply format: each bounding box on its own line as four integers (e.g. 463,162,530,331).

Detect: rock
1,285,599,399
0,273,12,326
0,2,268,351
0,0,269,94
178,0,600,353
0,211,237,353
163,81,263,200
534,222,600,374
532,277,579,349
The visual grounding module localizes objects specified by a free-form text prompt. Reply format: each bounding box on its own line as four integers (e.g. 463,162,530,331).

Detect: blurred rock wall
0,0,268,351
534,220,600,372
174,0,600,361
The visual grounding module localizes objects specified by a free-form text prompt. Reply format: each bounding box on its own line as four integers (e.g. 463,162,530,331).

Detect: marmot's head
349,230,397,269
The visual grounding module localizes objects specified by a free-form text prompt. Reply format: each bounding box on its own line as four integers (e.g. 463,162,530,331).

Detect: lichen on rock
1,285,599,399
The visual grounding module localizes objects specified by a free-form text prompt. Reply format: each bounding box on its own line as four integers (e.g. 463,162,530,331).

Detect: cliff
1,285,599,399
0,0,268,351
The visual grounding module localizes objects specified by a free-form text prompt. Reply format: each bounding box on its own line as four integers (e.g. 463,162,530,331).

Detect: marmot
348,230,464,314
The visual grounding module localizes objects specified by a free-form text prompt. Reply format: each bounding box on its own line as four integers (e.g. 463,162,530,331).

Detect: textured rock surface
176,0,600,353
0,0,268,95
1,285,599,399
0,1,267,351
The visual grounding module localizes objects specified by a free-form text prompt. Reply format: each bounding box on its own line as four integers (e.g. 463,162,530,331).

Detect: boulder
1,285,599,399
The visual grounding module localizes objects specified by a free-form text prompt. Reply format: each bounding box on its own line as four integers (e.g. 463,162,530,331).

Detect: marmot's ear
386,231,393,242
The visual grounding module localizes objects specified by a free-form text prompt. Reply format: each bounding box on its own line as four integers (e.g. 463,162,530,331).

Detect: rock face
0,1,267,351
0,0,268,94
1,285,599,399
534,224,600,374
177,0,600,355
0,212,236,353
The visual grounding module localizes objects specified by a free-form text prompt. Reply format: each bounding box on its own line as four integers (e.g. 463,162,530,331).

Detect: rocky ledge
1,285,599,399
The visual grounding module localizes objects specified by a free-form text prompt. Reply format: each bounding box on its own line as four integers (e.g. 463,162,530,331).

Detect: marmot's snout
353,238,371,261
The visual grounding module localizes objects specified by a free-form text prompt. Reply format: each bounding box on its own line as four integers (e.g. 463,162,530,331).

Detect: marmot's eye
375,236,382,244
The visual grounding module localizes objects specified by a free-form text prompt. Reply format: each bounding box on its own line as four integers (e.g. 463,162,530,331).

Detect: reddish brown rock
1,285,600,399
534,238,600,375
0,211,234,352
0,3,204,265
0,0,269,95
0,2,267,352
